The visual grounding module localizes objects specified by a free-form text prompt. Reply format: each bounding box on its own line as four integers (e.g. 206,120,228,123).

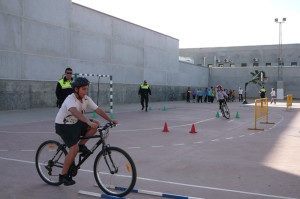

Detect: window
218,64,224,67
241,63,247,67
208,64,213,68
291,62,297,66
230,64,235,67
253,63,259,67
266,63,271,66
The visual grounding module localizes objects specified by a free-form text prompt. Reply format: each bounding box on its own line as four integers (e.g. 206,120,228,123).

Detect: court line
0,156,295,199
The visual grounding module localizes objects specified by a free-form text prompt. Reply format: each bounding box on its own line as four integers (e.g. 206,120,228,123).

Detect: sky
72,0,300,48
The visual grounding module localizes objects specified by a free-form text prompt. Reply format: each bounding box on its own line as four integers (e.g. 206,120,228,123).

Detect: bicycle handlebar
97,122,116,132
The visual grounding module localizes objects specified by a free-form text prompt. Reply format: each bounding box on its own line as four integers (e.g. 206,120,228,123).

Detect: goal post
73,73,114,119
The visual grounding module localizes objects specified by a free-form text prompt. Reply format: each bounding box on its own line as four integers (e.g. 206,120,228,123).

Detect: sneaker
79,144,91,156
141,107,144,110
59,174,76,186
145,107,148,112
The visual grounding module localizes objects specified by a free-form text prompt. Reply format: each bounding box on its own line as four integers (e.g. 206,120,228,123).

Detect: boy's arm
95,107,118,124
69,107,96,127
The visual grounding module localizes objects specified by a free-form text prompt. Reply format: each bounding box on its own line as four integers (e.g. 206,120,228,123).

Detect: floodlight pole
275,18,286,81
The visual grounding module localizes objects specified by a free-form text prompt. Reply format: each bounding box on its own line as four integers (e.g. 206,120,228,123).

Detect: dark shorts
55,121,89,148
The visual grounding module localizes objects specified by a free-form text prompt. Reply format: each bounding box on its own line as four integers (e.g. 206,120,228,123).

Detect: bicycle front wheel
35,140,67,185
223,104,230,119
94,147,137,197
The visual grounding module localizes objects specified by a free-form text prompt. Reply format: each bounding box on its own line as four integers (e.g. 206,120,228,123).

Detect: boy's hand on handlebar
88,121,98,128
111,120,118,125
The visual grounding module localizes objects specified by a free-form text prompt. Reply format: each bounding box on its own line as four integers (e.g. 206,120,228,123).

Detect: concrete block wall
0,0,208,110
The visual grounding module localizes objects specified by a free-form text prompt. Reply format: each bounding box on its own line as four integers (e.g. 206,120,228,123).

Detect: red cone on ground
162,122,169,132
189,124,198,133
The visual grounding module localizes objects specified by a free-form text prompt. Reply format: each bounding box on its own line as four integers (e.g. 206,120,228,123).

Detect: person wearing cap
55,77,118,186
138,80,151,111
55,68,74,108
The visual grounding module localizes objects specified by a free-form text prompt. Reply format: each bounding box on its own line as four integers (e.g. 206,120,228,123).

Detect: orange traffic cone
162,122,169,132
189,124,198,133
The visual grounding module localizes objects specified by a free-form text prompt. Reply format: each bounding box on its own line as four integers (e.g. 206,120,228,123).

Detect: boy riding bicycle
55,77,118,186
216,85,228,113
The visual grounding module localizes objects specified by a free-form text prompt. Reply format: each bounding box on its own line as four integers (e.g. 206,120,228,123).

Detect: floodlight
275,18,278,22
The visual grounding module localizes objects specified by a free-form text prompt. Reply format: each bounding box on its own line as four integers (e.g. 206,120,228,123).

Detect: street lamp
274,18,286,81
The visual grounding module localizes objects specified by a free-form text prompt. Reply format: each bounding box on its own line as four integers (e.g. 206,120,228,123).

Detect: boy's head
71,77,90,98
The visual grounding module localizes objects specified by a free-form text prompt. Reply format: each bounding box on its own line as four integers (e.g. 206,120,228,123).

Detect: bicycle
220,100,230,119
35,122,137,197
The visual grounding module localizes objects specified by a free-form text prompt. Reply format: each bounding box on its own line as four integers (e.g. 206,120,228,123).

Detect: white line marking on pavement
21,150,35,152
249,133,255,135
114,117,216,132
0,156,296,199
193,141,203,144
152,145,163,148
226,137,234,140
0,150,8,152
239,135,245,137
211,139,219,142
173,143,184,146
128,147,141,149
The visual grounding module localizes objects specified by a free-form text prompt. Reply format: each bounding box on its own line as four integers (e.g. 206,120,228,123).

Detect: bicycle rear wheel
35,140,67,185
223,104,230,119
94,147,137,197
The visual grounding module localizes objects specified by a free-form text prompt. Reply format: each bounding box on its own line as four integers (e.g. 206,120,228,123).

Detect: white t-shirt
271,90,276,97
55,93,98,124
238,89,243,94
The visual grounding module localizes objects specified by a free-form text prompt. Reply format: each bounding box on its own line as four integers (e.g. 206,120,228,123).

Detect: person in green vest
56,68,74,108
138,80,151,112
259,86,266,98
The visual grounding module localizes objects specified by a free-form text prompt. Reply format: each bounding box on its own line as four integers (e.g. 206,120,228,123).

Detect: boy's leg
61,144,79,175
78,120,99,145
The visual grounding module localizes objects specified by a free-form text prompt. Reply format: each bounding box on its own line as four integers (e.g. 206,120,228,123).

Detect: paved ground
1,100,300,199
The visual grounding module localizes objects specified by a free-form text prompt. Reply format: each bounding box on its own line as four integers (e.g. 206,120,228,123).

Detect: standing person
204,88,208,103
259,86,266,98
207,88,212,103
232,90,236,102
186,87,191,103
192,88,197,103
211,87,215,103
197,88,203,103
138,80,151,112
270,88,276,104
238,87,243,102
56,68,74,108
55,77,118,185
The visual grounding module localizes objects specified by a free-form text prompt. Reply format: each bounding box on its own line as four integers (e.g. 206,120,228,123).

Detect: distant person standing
204,88,208,103
270,88,276,104
56,68,74,108
260,86,266,98
197,88,203,103
192,88,197,103
238,87,243,102
138,80,151,112
186,87,191,103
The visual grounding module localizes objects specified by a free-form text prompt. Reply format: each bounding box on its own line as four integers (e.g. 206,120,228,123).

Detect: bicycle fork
103,149,118,174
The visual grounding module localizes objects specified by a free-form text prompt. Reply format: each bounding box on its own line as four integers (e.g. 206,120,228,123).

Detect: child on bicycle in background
55,77,118,186
216,85,228,112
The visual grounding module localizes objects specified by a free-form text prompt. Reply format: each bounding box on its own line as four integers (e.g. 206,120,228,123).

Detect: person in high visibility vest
138,80,151,112
259,86,266,98
56,68,74,108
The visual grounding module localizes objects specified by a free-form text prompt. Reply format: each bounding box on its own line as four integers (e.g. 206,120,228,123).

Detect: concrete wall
0,0,208,110
180,44,300,67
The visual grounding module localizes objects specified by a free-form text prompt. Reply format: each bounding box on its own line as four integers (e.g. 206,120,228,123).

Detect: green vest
58,79,72,89
261,88,266,92
141,84,149,89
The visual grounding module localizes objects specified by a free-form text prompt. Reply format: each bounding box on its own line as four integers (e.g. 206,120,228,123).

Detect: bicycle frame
62,127,112,175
